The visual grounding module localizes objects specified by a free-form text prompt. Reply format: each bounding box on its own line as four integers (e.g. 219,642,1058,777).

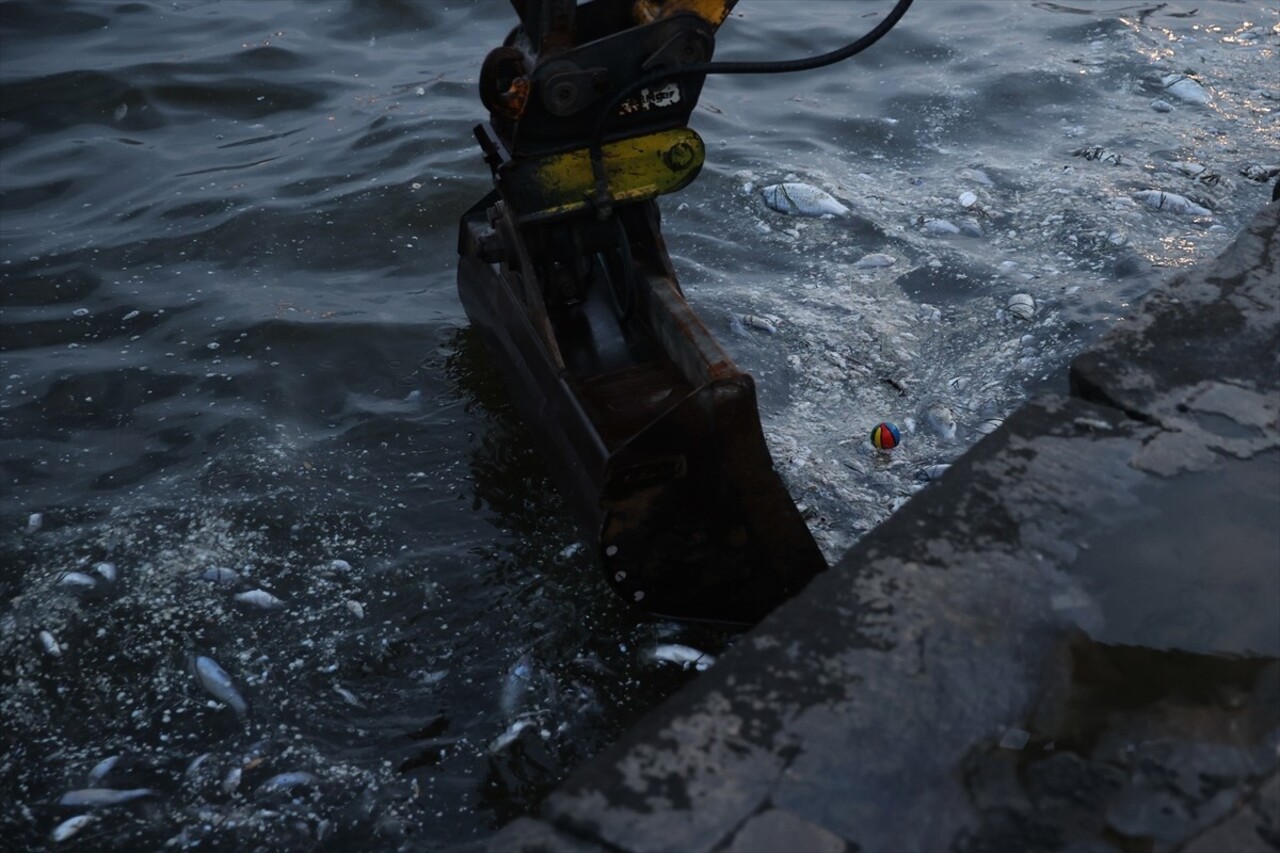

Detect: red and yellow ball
870,421,901,450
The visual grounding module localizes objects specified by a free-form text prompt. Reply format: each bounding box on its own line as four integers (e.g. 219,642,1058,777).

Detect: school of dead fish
10,8,1279,848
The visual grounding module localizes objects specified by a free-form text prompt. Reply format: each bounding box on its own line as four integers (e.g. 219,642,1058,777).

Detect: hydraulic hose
590,0,916,211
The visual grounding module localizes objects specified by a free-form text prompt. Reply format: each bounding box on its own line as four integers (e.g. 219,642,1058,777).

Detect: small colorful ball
870,422,901,450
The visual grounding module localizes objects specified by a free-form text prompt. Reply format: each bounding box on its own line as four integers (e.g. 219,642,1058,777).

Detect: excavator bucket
458,194,825,624
456,0,826,623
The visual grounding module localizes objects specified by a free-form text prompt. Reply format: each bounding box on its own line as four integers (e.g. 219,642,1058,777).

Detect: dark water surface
2,0,1276,849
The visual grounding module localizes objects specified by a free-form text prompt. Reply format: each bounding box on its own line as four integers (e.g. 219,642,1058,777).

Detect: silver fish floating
760,182,850,218
1007,293,1036,321
87,755,120,785
197,567,240,585
58,572,98,589
222,765,241,794
1240,164,1280,184
917,217,960,236
1150,99,1174,113
233,589,284,609
854,252,897,269
648,643,715,671
93,562,117,583
489,719,534,753
255,771,319,797
58,788,157,807
740,314,778,335
51,815,96,843
1132,190,1212,216
39,630,62,657
193,655,248,718
25,512,42,533
918,464,952,481
1161,73,1210,105
976,417,1005,435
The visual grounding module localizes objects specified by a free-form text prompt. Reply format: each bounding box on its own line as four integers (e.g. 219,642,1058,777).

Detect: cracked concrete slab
492,206,1280,852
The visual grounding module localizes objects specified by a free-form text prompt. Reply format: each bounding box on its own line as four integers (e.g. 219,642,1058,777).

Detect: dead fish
197,567,240,585
500,653,540,718
58,572,98,589
193,655,248,718
1240,164,1280,183
333,684,364,708
922,402,958,441
25,512,42,533
918,217,960,235
87,755,120,785
1132,190,1212,216
947,376,970,392
1150,99,1174,113
51,815,96,842
958,191,979,208
1161,73,1210,105
1072,146,1123,165
1007,293,1036,321
976,417,1005,435
489,719,534,753
222,765,241,794
184,753,212,781
39,630,62,657
93,562,117,583
328,559,352,573
741,314,778,335
648,643,715,671
255,771,319,797
760,183,850,217
918,464,952,481
233,589,284,609
345,600,364,618
58,788,157,807
854,252,897,269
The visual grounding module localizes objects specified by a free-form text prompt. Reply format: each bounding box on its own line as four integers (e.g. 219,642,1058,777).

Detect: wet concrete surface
492,202,1280,852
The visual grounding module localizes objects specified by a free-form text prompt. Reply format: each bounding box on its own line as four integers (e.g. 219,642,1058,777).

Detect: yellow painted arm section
632,0,739,29
503,128,705,223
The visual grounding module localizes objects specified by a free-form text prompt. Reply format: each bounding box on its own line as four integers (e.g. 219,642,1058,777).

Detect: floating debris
38,630,62,657
193,655,248,718
947,376,970,392
741,314,778,335
1132,190,1212,216
1161,73,1210,105
922,402,959,441
760,182,850,217
1007,293,1036,321
233,589,284,609
1072,146,1123,165
853,252,897,269
51,815,96,843
58,788,158,808
648,643,715,671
